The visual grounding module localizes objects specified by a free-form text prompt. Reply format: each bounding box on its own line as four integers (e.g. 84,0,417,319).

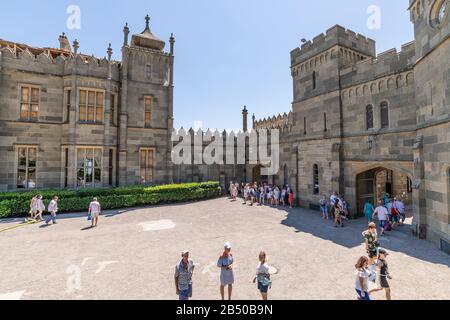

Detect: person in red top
288,191,294,208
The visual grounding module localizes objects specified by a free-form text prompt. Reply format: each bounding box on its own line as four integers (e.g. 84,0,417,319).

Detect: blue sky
1,0,414,131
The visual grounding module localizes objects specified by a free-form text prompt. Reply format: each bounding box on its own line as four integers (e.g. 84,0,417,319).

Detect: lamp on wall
367,136,376,150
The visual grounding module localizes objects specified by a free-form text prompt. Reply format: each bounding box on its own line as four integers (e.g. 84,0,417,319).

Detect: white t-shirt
89,201,101,214
330,195,338,205
48,200,58,213
374,206,388,221
355,268,371,291
256,262,270,276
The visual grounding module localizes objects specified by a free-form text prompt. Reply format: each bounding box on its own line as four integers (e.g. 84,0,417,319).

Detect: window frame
139,148,155,185
76,147,103,188
313,164,320,195
18,84,40,122
145,64,152,80
16,145,37,190
380,101,390,129
78,88,105,124
366,104,374,130
144,96,153,128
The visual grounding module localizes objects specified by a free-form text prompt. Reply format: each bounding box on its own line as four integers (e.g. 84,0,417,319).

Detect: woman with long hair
354,256,371,301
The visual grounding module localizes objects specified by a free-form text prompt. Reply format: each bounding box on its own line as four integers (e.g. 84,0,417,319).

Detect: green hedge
0,182,221,218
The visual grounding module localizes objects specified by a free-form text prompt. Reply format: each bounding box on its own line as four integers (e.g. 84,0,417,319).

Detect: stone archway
252,165,268,184
356,166,413,216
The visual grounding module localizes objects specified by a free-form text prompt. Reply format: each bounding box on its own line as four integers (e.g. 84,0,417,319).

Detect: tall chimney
58,32,72,51
242,106,248,132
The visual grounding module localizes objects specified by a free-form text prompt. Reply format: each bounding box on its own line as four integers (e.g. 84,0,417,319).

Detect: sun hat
224,242,232,249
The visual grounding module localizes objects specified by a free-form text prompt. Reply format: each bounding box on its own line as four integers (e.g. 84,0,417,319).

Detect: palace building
0,16,175,190
0,1,449,251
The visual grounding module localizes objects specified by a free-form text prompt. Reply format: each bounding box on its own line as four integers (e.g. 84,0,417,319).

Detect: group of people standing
174,243,273,301
363,194,407,235
28,195,101,228
229,182,295,208
319,192,350,227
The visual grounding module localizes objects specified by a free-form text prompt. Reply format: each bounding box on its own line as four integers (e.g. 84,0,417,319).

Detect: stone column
68,39,79,189
118,33,130,186
412,135,427,239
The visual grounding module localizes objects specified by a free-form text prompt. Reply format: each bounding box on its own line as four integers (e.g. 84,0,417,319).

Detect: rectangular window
144,97,152,127
324,112,327,132
76,148,102,188
145,64,152,80
78,89,104,123
110,94,115,126
17,147,37,189
313,164,319,195
20,86,39,121
140,149,154,185
108,149,114,186
66,90,72,123
64,148,69,188
303,117,307,135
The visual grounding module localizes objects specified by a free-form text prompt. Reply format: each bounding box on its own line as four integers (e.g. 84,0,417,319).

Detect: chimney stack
59,32,72,52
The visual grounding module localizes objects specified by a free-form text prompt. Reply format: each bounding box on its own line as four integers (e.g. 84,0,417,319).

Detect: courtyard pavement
0,197,449,300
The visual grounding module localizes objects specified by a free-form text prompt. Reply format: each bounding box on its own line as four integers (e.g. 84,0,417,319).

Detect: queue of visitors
229,182,295,208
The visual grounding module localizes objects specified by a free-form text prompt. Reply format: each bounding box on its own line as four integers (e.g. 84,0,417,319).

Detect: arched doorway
356,167,412,216
252,165,268,184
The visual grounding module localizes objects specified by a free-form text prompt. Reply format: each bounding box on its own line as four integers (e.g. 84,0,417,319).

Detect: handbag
87,212,92,221
258,275,272,287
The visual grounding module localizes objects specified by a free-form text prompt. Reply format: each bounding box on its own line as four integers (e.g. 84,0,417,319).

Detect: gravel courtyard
0,197,449,300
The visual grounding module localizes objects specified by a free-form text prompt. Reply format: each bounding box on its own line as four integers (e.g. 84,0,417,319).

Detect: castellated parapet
340,41,416,88
0,39,121,81
290,25,376,67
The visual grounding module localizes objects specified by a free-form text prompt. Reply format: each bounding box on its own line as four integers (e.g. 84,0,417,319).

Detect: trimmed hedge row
0,182,221,218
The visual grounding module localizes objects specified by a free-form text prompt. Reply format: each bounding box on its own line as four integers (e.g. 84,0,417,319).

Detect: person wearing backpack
253,251,272,300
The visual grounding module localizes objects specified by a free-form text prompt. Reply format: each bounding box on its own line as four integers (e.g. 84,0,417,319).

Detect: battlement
253,112,294,131
0,38,121,77
291,25,376,66
340,40,416,88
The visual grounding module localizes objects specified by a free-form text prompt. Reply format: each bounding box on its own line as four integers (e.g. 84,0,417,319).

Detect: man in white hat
174,250,195,301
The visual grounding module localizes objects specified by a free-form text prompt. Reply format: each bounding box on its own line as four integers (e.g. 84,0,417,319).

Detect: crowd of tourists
228,182,295,208
28,195,101,228
174,244,273,301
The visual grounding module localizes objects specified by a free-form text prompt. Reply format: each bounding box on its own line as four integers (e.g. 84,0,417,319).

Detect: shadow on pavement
277,205,450,267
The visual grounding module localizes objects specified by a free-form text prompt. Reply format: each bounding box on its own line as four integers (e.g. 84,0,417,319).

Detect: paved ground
0,197,449,300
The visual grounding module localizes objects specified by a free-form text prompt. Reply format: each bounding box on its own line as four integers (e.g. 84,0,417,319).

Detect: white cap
224,242,232,249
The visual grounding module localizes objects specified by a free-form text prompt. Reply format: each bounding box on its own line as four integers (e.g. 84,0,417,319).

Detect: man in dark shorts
369,248,392,300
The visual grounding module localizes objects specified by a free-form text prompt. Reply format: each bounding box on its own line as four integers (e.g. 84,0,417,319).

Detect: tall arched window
380,101,389,129
447,169,450,224
312,71,317,90
313,164,319,195
366,105,374,130
324,112,328,132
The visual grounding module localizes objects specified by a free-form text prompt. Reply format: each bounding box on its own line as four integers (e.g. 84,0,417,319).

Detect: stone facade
0,16,175,190
251,0,450,250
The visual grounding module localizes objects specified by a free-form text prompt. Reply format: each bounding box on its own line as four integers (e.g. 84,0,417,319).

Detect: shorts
91,211,100,218
258,281,269,293
380,276,390,289
379,220,388,229
179,284,193,300
391,215,399,223
355,289,370,301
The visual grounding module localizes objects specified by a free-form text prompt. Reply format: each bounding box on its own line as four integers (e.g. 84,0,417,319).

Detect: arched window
447,169,450,223
380,101,389,129
324,112,327,132
304,117,307,135
366,105,374,130
312,71,317,90
313,164,319,195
